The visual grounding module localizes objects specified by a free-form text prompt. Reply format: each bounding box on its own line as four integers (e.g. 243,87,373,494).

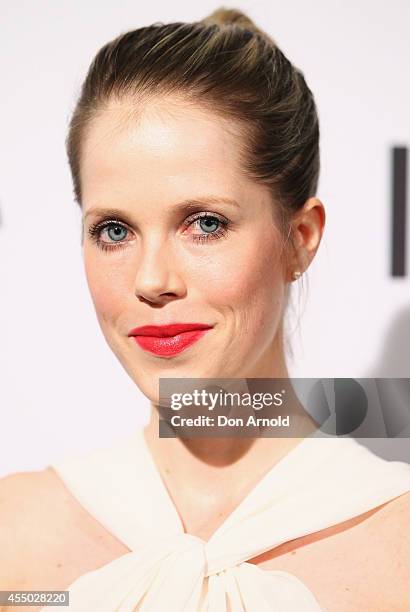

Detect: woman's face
81,97,289,403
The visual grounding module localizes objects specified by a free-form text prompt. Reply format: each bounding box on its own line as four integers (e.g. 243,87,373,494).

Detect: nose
134,236,186,306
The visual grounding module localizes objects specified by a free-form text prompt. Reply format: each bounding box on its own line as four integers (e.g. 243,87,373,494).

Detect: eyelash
87,212,230,253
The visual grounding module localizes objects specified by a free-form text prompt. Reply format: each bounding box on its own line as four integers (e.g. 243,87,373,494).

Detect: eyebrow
83,196,240,222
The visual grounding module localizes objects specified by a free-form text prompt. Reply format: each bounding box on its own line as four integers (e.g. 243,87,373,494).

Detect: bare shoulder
369,489,410,555
0,468,70,589
0,467,127,596
359,490,410,610
0,467,65,511
252,490,410,611
0,466,72,526
368,490,410,554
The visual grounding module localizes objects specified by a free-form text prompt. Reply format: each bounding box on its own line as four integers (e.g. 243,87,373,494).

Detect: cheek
83,249,130,325
200,233,285,323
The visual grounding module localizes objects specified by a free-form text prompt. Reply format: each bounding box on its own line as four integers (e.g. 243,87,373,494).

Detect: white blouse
42,428,410,611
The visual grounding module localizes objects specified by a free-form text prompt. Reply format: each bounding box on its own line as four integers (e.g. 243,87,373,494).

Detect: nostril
137,295,168,307
136,292,180,306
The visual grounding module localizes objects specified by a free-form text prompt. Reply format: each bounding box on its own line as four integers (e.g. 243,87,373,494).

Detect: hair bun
201,7,253,27
200,6,271,42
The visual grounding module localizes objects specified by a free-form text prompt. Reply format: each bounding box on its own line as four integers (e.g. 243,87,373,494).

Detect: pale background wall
1,0,409,476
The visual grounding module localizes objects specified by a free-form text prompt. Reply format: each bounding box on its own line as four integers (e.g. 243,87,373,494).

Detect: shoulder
0,466,129,594
0,467,61,504
253,490,410,611
364,491,410,609
0,468,61,537
0,469,61,580
370,490,410,548
0,468,68,588
0,467,71,525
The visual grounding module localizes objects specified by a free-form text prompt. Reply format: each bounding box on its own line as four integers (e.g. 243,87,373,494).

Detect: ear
287,197,326,282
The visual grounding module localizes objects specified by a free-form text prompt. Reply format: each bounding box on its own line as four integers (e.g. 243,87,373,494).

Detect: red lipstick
128,323,213,357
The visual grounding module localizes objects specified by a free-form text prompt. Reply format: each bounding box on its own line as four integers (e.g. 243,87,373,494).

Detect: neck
142,336,319,524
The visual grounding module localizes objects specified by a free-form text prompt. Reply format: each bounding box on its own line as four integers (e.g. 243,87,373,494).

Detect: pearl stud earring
292,270,302,281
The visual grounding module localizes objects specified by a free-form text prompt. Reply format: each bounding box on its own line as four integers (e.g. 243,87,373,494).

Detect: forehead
80,96,250,208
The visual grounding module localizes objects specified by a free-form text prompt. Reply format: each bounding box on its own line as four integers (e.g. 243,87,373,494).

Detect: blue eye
88,220,130,253
87,211,230,253
188,213,229,243
199,217,220,233
107,225,128,241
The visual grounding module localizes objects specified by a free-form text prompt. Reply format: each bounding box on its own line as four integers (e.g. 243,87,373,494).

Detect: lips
128,323,213,356
129,323,213,337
